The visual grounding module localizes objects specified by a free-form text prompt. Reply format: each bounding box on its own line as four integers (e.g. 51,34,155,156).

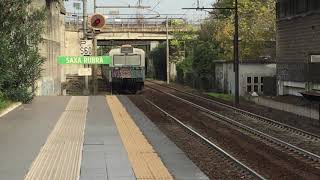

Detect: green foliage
0,0,46,103
0,91,12,111
192,41,218,77
211,0,276,60
206,92,234,102
149,43,167,80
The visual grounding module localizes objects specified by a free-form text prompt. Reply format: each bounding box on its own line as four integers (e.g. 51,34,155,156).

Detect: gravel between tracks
129,95,248,180
161,81,320,136
170,91,320,156
129,88,320,179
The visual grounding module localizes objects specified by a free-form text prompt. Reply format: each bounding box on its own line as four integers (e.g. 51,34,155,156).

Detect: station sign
58,56,111,65
78,68,92,76
80,40,93,56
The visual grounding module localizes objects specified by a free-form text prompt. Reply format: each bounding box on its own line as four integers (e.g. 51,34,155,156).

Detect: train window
114,55,126,66
126,55,141,66
121,47,134,54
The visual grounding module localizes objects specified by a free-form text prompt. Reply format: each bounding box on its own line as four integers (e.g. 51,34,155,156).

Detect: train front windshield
113,55,141,66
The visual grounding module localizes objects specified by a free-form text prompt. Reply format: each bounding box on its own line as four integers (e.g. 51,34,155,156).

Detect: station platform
0,96,208,180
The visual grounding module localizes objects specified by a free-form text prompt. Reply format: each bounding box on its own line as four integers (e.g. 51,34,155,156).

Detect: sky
64,0,216,22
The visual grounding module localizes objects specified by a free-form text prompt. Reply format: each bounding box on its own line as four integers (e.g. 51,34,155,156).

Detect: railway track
144,81,320,169
145,98,266,180
146,80,320,141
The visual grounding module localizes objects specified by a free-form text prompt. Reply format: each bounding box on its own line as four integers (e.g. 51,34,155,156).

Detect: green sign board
58,56,111,65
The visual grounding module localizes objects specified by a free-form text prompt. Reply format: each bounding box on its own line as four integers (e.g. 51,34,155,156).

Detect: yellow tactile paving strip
107,96,174,180
24,97,88,180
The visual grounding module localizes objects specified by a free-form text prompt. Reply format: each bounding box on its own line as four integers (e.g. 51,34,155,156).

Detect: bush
0,91,11,110
0,0,46,103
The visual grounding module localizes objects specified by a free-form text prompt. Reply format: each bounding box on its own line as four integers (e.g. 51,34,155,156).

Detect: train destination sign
58,56,111,65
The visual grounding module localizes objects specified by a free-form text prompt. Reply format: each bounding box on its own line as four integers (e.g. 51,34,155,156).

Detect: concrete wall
150,41,160,51
61,31,83,82
32,0,65,96
251,97,319,120
277,80,320,96
215,62,277,96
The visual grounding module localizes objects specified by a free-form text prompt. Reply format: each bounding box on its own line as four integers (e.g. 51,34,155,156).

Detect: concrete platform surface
0,96,71,180
0,96,208,180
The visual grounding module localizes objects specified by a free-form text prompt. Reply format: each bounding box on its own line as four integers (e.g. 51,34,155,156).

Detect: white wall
215,63,277,96
278,81,320,96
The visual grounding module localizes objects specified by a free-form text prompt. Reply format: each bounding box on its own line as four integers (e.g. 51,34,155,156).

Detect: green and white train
102,45,145,93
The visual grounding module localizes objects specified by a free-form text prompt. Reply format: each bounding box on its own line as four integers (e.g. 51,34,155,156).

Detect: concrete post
83,0,89,95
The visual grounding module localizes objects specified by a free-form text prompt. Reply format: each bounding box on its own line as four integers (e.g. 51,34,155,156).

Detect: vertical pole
93,0,98,95
234,0,240,105
83,0,89,95
166,16,170,84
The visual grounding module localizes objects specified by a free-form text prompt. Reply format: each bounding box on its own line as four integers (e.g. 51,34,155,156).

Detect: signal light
90,14,105,29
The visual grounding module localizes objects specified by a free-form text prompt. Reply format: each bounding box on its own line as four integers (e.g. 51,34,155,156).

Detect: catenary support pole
182,0,240,104
234,0,240,105
166,16,170,84
93,0,98,95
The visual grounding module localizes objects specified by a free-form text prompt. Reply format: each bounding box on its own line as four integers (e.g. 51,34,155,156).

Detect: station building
276,0,320,96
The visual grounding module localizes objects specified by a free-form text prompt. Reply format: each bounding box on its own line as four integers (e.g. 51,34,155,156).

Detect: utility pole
182,0,240,105
83,0,89,95
166,16,170,84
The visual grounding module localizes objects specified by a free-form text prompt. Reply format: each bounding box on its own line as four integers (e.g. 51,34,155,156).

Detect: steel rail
145,84,320,163
145,99,267,180
145,80,320,141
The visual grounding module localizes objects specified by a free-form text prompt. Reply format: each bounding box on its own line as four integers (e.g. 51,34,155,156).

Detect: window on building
280,1,289,18
247,85,252,92
247,77,252,84
289,0,296,15
254,77,259,84
279,0,318,19
296,0,307,14
309,0,320,11
261,85,264,92
254,85,259,92
261,77,264,84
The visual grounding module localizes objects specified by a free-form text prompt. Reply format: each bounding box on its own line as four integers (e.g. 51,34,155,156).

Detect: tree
0,0,46,102
149,43,167,80
211,0,276,60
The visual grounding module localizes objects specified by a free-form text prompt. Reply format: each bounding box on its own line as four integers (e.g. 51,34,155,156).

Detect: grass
205,92,234,102
0,97,13,112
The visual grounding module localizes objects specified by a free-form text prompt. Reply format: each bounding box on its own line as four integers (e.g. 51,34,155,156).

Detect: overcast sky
64,0,216,22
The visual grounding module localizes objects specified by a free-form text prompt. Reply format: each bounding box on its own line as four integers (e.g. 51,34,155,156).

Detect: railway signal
90,14,106,29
